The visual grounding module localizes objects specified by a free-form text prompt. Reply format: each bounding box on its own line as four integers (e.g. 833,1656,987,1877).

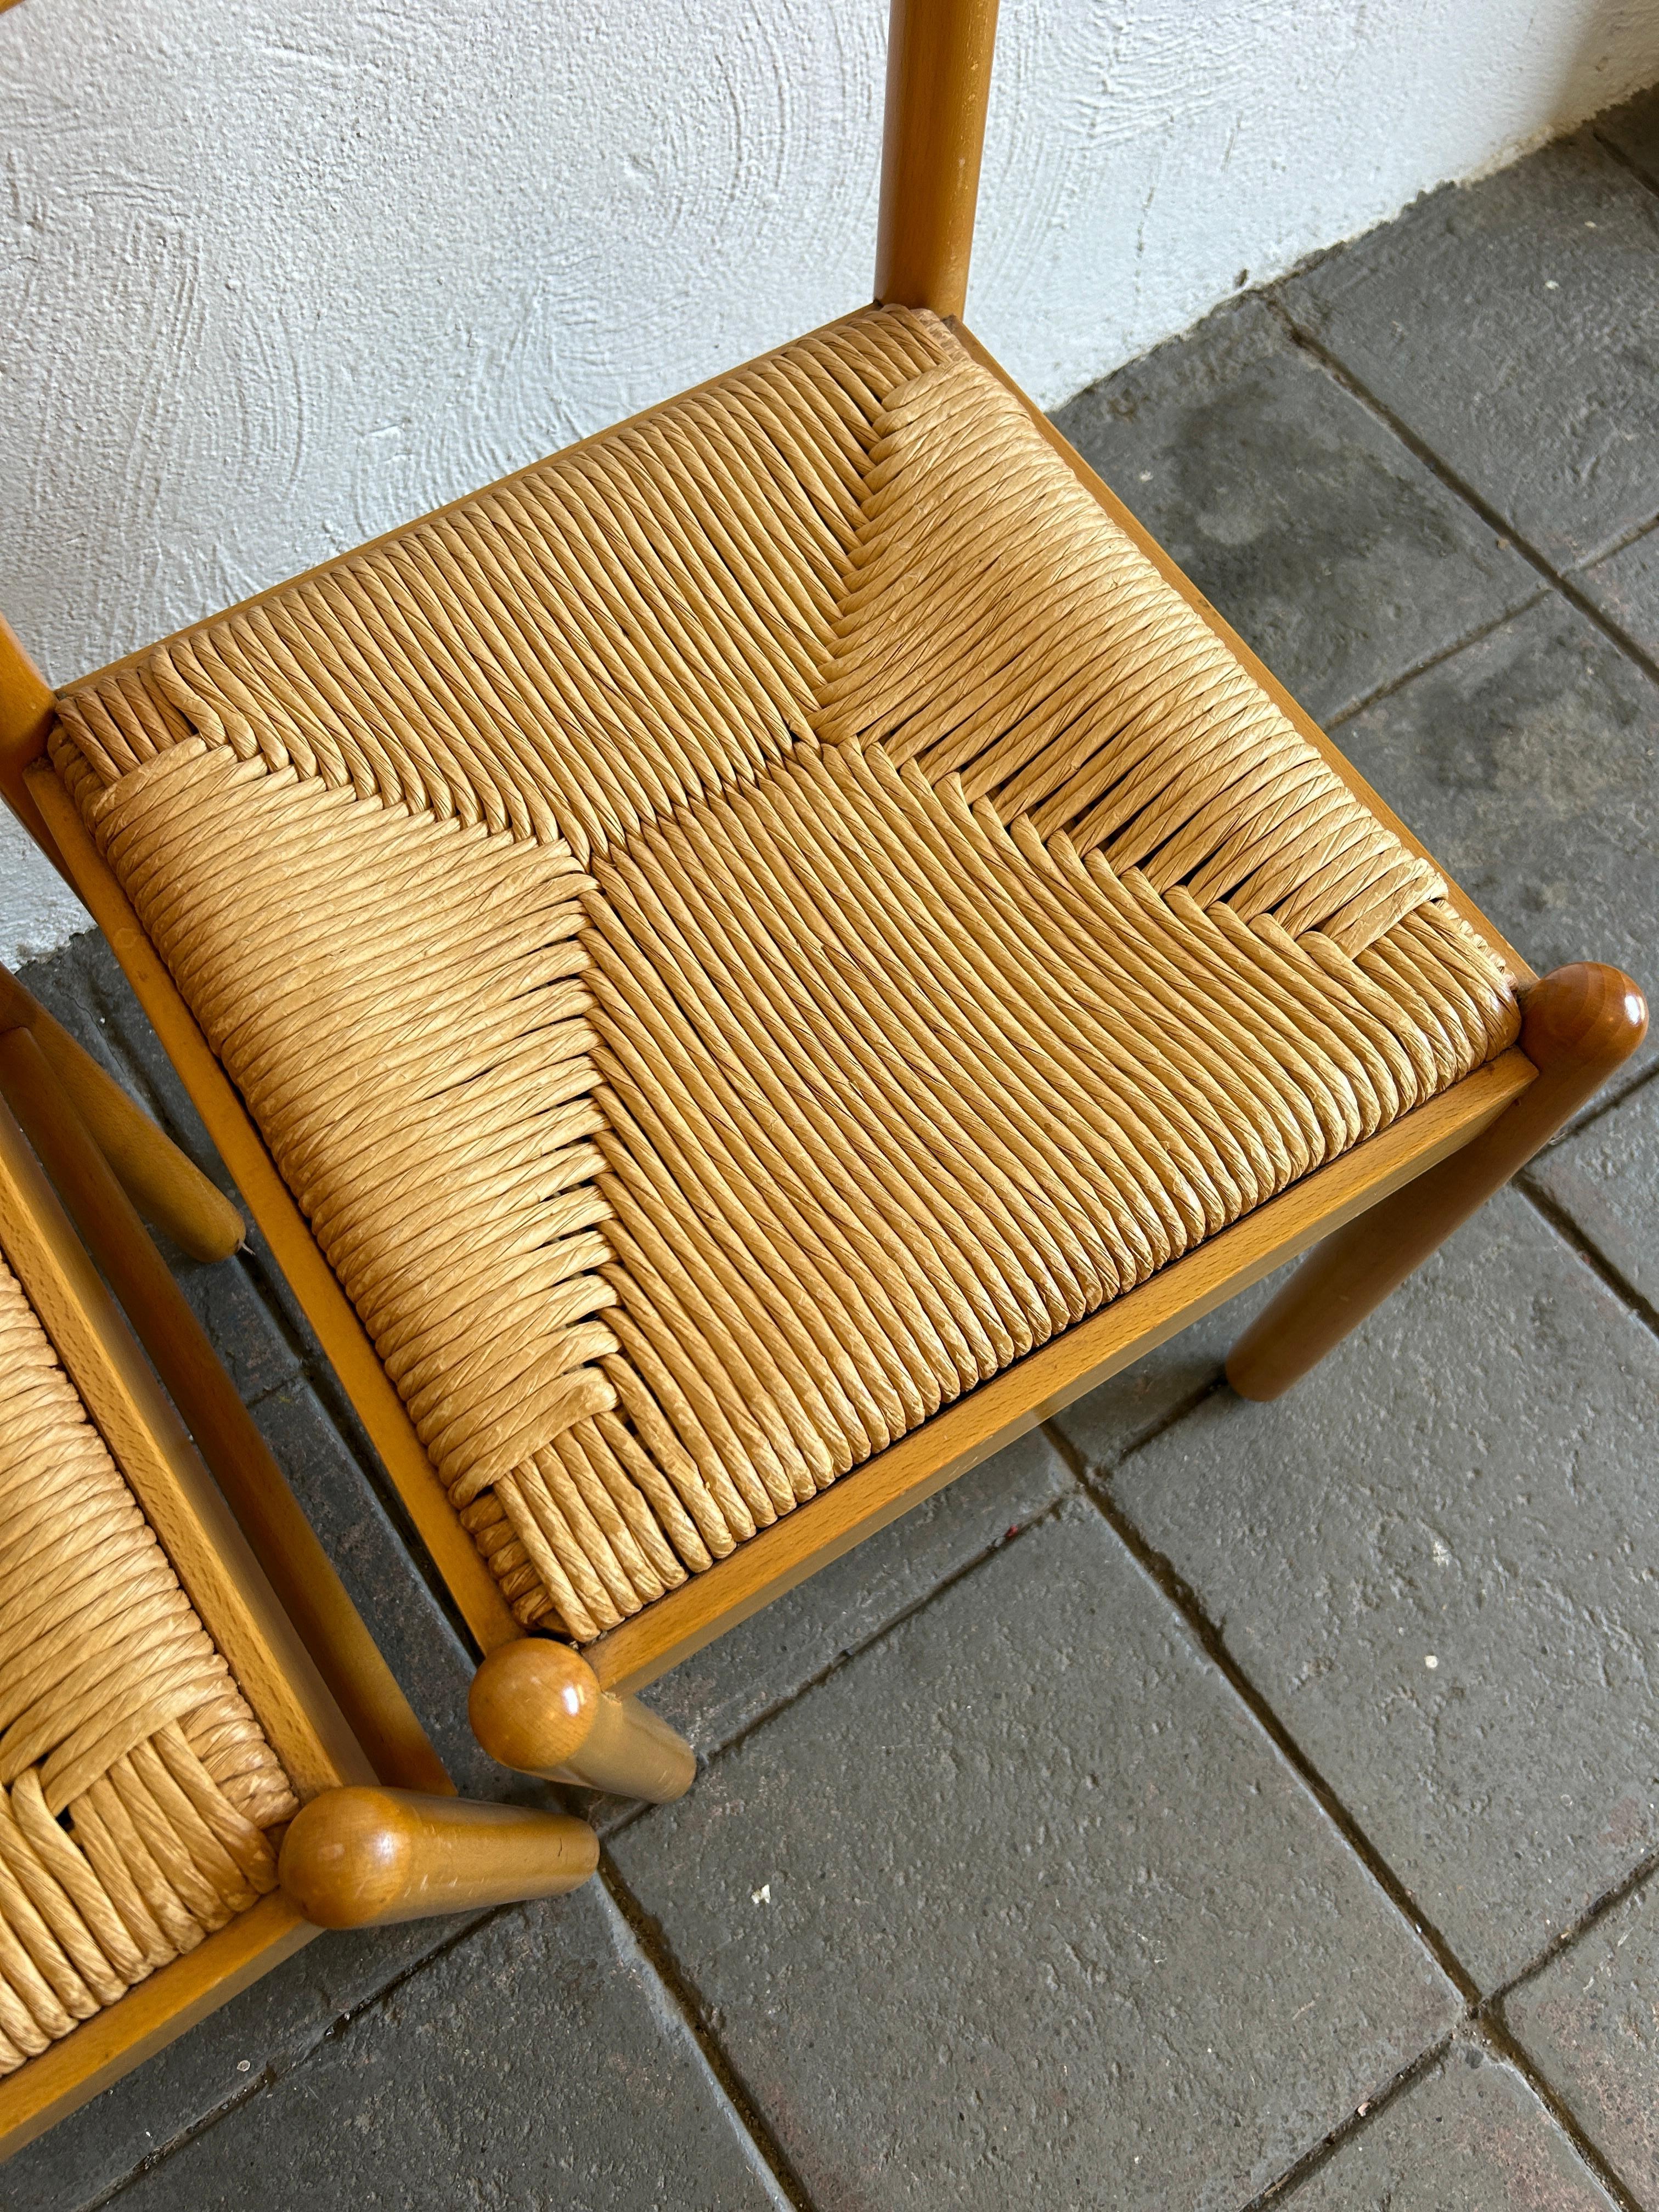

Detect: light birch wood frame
0,1097,371,2159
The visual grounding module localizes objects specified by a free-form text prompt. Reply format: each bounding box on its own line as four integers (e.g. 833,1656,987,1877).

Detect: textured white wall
3,0,1656,960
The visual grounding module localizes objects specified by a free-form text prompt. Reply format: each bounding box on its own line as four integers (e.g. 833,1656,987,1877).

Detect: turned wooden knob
1518,961,1647,1088
470,1639,600,1774
469,1639,696,1802
279,1787,598,1928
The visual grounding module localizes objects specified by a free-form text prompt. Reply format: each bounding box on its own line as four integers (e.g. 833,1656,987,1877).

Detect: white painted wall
3,0,1656,961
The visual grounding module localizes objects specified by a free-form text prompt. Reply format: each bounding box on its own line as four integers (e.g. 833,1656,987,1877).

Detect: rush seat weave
48,305,1520,1644
0,1245,295,2074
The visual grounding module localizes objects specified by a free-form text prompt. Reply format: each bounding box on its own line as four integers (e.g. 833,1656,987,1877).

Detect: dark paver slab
1596,83,1659,190
1333,595,1659,1070
1283,2042,1618,2211
1052,297,1534,725
95,1888,786,2212
649,1428,1073,1756
1282,134,1659,571
613,1504,1458,2212
1581,523,1659,661
7,1916,484,2212
1053,292,1531,716
153,1244,301,1404
1114,1190,1659,1994
1531,1073,1659,1311
1505,1876,1659,2202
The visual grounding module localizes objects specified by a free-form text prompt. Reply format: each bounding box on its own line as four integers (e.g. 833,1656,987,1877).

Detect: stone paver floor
8,86,1658,2212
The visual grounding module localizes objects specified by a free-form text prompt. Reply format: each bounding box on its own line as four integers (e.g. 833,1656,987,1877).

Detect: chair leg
1,966,245,1261
470,1639,697,1803
278,1788,599,1927
1226,962,1647,1402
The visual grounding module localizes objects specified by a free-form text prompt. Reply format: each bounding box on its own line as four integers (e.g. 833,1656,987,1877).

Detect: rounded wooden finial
469,1638,600,1779
280,1787,423,1927
469,1638,696,1801
1519,962,1647,1081
279,1787,598,1927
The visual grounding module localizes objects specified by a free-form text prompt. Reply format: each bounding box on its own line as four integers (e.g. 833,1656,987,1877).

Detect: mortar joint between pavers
1051,1423,1487,2011
1593,125,1659,205
1515,1177,1659,1345
1481,1844,1659,2021
1323,589,1551,735
1043,1377,1229,1493
75,1903,507,2212
678,1488,1084,1784
1261,292,1659,696
1537,1057,1659,1155
1469,2007,1650,2212
1235,2030,1459,2210
596,1856,820,2212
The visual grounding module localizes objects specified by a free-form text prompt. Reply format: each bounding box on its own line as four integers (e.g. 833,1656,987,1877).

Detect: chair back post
873,0,1001,318
0,609,70,873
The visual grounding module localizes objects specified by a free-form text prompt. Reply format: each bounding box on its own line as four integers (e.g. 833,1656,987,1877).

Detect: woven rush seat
47,304,1521,1645
0,1240,295,2074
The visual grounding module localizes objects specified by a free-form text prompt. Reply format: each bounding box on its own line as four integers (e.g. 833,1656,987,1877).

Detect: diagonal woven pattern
0,1245,295,2076
53,306,1520,1642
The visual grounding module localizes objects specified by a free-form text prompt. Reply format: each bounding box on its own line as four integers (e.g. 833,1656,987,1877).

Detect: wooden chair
0,962,688,2158
0,0,1644,1786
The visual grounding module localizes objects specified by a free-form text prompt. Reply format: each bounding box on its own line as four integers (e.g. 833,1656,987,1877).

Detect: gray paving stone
91,1887,786,2212
1114,1189,1659,1995
249,1376,499,1799
1531,1073,1659,1312
1282,134,1659,571
1504,1875,1659,2202
5,1916,484,2212
613,1503,1459,2212
1596,82,1659,190
159,1246,301,1403
1052,296,1535,725
1049,1267,1283,1475
1333,595,1659,1071
1581,523,1659,661
648,1428,1073,1757
1282,2041,1618,2211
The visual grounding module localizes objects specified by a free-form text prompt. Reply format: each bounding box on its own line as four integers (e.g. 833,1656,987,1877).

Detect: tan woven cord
0,1247,295,2074
54,306,1520,1641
